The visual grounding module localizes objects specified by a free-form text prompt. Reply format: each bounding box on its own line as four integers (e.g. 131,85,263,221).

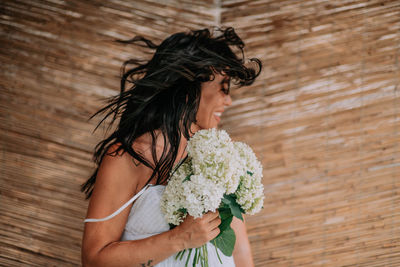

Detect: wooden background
1,0,399,266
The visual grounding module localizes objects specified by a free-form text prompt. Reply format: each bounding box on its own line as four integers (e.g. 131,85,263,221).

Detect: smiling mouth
214,112,222,117
213,112,222,123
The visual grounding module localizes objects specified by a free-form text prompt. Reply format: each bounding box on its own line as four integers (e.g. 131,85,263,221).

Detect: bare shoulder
98,143,140,189
82,142,154,257
86,142,152,219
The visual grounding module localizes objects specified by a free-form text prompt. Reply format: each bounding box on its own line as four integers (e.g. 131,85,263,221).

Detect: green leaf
247,170,254,176
223,194,236,204
182,174,191,182
218,207,231,220
178,208,187,214
229,202,243,221
211,227,236,256
221,197,232,206
218,215,233,232
221,194,244,221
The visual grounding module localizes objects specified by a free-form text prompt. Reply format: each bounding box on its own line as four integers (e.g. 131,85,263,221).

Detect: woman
81,27,262,266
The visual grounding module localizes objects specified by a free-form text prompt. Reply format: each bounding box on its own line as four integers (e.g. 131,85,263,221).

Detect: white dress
84,184,235,267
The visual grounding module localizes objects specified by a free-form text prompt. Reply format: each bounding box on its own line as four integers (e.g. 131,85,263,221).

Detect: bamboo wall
219,1,400,266
1,0,399,266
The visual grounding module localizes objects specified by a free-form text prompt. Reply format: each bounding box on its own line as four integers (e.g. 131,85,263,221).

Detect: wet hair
81,26,262,199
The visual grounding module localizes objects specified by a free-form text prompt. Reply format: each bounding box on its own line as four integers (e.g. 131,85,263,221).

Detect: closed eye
220,79,231,95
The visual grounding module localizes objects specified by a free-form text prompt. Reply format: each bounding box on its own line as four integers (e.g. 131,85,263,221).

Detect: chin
206,124,218,129
195,121,219,130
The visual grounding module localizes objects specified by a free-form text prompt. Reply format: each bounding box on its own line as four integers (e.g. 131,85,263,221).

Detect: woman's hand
176,211,221,249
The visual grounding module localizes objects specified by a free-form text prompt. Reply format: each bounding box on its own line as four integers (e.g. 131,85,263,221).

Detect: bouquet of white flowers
160,128,264,267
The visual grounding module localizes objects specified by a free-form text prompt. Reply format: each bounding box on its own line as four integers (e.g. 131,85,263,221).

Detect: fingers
178,210,222,248
208,215,221,230
184,211,219,226
191,211,221,231
202,210,219,221
209,225,221,239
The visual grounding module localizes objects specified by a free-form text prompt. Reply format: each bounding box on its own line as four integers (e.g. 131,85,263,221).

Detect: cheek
196,103,209,123
199,96,215,115
196,97,214,125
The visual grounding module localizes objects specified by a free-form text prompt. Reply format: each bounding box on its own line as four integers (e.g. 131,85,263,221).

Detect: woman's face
194,72,233,130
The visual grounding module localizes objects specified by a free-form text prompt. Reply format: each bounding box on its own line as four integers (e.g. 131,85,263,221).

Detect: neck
189,123,202,137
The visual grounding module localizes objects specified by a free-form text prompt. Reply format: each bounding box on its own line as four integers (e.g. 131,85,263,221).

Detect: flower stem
179,249,187,261
207,244,209,267
212,239,222,264
193,248,198,267
185,248,192,267
175,250,183,260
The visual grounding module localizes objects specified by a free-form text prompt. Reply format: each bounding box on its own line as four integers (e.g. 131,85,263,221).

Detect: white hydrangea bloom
160,160,192,225
187,128,241,194
181,174,225,218
160,130,265,226
233,142,265,214
161,159,225,223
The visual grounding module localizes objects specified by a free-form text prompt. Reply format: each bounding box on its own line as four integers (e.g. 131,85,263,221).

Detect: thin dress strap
84,184,152,223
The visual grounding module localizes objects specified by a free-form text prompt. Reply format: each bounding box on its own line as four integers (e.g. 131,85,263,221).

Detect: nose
224,94,232,106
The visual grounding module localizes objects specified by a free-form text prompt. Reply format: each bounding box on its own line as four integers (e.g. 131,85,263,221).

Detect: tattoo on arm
132,158,140,166
140,259,153,266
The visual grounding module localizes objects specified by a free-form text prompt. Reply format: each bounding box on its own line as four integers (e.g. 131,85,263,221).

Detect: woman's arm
231,216,255,267
83,214,220,267
81,144,221,267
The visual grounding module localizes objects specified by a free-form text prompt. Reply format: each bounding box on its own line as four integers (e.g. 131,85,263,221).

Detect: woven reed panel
0,0,217,266
1,0,399,266
218,0,400,266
